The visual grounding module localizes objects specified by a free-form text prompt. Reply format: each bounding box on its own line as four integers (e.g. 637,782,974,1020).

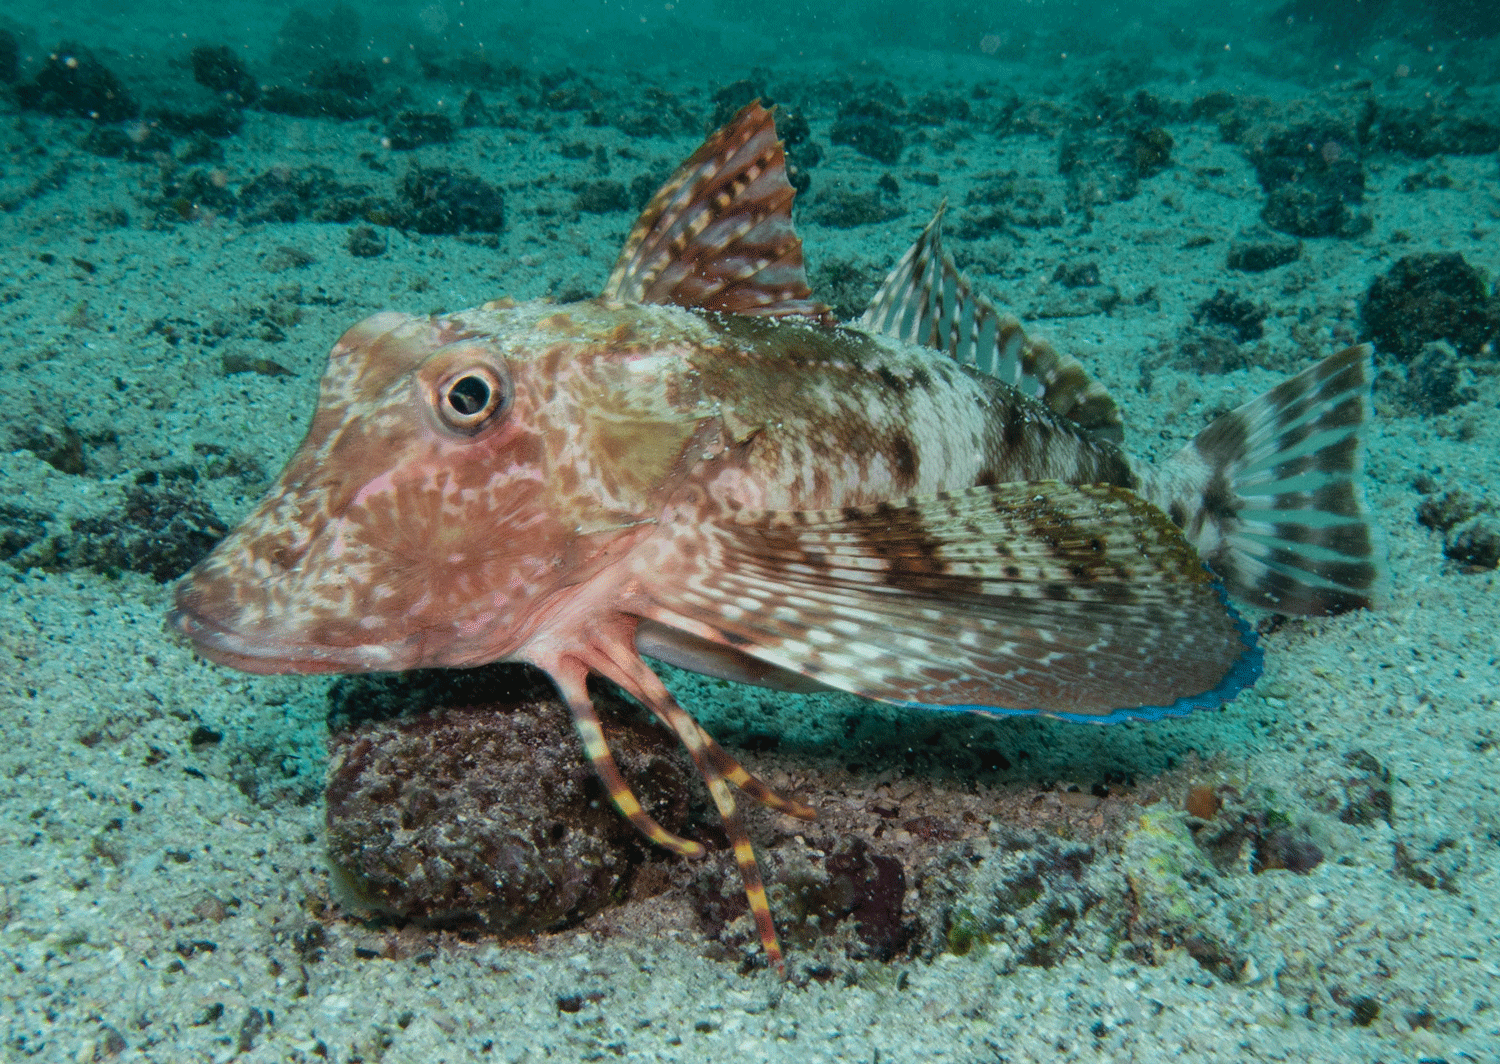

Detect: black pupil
448,375,491,417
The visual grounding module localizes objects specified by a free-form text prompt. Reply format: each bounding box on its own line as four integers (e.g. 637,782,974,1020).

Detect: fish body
171,103,1380,970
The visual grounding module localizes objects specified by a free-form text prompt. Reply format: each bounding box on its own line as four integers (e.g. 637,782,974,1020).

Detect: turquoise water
1,3,1498,1061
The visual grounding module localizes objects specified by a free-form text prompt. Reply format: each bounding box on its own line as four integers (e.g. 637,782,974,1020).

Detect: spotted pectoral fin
601,100,832,323
640,483,1261,722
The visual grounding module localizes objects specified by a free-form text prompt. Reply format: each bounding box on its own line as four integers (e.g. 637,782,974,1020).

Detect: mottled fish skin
170,101,1379,972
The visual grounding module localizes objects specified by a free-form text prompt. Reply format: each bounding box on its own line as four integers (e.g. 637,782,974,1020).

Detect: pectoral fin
640,483,1261,722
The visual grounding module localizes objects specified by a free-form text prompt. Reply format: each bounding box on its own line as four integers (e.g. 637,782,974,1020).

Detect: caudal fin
1158,345,1381,615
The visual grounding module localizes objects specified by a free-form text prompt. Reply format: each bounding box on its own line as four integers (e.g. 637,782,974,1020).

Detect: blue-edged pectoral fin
640,482,1262,722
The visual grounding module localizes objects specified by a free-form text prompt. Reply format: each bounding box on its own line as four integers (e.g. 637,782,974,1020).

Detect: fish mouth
168,600,415,676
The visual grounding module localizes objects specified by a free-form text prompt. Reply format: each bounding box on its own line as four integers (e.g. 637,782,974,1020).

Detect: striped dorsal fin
860,204,1124,444
602,100,833,324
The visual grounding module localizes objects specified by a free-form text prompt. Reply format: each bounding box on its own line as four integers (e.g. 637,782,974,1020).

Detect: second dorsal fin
602,101,832,324
860,205,1124,444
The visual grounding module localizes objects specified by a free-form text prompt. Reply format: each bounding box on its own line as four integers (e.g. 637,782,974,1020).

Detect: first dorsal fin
602,101,833,324
860,205,1125,444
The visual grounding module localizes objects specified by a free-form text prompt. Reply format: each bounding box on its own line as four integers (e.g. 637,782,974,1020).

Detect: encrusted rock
1361,253,1500,361
325,687,690,934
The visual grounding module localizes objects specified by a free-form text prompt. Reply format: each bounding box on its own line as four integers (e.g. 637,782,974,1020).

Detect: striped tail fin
1155,345,1381,615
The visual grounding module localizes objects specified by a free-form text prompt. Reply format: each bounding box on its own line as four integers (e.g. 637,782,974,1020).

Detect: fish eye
436,365,510,434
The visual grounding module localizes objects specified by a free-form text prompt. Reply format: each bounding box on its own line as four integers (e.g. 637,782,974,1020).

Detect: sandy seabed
2,2,1499,1061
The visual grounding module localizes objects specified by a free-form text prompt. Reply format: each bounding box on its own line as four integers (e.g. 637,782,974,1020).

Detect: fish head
170,303,715,676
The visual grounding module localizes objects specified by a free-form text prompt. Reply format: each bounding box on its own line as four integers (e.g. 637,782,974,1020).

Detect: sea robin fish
170,102,1380,971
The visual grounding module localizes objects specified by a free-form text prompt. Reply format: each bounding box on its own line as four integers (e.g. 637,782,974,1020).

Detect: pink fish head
170,301,716,676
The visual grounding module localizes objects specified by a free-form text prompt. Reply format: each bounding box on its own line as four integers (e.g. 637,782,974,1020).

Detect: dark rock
16,420,85,474
1377,97,1500,157
396,165,505,235
831,99,905,164
1416,488,1488,533
1338,749,1393,827
158,168,238,223
221,352,292,376
82,123,173,162
307,59,375,99
629,171,668,210
1247,114,1372,237
807,187,903,228
910,91,971,124
1227,237,1300,272
540,72,598,111
0,504,49,564
178,133,225,165
1053,262,1101,288
324,692,690,934
16,43,137,121
810,260,883,322
346,224,387,258
1350,997,1381,1027
573,179,630,213
959,171,1058,233
1173,328,1256,374
153,104,243,139
785,120,821,196
782,837,907,960
91,205,131,228
459,90,489,128
777,109,812,149
1361,253,1500,361
237,167,382,225
1192,802,1324,877
1394,340,1478,415
1189,91,1237,120
1445,517,1500,569
1058,135,1140,209
189,45,259,105
1129,127,1174,176
385,111,454,150
932,831,1097,965
258,62,378,120
1194,289,1266,342
256,84,376,120
64,485,228,582
1262,183,1371,238
710,78,768,129
1252,829,1324,874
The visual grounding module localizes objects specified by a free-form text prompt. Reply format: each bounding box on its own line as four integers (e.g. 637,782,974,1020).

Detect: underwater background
2,1,1499,1060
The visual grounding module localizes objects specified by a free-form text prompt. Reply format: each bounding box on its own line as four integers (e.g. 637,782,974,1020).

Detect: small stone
1227,239,1300,272
573,179,630,213
386,111,455,150
346,224,387,258
1445,517,1500,570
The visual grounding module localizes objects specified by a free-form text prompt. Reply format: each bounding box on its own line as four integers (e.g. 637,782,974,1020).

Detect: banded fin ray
859,205,1124,444
602,100,832,323
1162,344,1381,615
642,483,1261,723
